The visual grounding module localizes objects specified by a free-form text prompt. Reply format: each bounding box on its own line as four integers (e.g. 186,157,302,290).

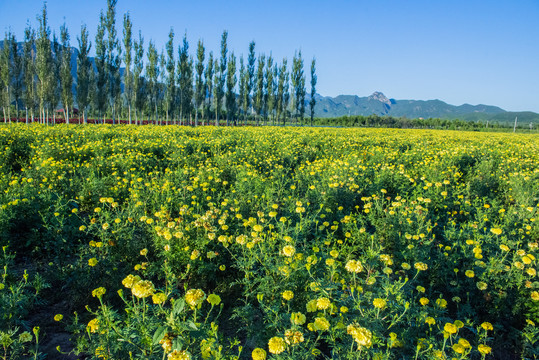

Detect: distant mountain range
312,91,539,124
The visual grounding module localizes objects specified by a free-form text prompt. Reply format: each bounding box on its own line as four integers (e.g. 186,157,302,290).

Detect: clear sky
1,0,538,112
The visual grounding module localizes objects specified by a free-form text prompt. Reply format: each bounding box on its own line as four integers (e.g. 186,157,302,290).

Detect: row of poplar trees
0,1,318,126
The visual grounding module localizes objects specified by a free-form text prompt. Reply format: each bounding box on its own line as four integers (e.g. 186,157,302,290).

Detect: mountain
312,91,539,124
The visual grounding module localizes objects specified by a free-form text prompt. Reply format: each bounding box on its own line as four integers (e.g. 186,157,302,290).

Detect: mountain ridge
311,92,539,124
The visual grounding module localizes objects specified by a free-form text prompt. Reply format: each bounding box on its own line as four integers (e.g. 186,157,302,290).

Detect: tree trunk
26,108,28,124
66,106,70,125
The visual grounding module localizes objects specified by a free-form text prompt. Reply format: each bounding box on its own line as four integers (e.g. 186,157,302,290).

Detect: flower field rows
0,124,538,359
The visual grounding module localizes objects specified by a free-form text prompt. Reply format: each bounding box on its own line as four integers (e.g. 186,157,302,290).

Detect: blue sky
1,0,538,112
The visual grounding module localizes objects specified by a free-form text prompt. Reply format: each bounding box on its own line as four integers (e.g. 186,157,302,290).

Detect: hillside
312,91,539,124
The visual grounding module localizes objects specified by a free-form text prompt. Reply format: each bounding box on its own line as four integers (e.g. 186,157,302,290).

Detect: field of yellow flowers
0,124,538,359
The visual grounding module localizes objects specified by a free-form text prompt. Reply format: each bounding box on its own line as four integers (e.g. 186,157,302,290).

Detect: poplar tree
123,13,133,124
177,34,192,125
225,52,236,126
194,39,205,127
0,33,11,123
165,28,175,125
60,23,73,124
283,65,290,124
95,12,107,123
203,51,214,125
11,34,23,122
159,51,166,125
105,0,121,124
253,54,265,125
23,24,36,123
276,59,290,125
50,32,62,124
276,59,287,125
309,58,317,126
77,24,92,124
291,51,305,124
146,40,158,124
132,31,143,124
271,63,278,125
246,41,256,119
264,54,274,125
214,31,227,126
238,55,246,124
36,4,53,124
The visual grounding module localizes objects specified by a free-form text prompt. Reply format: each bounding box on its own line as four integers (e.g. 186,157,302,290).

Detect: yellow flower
313,317,330,331
190,249,200,260
500,244,510,251
347,324,372,349
477,281,488,291
95,346,108,359
88,258,98,267
54,314,63,322
282,290,294,301
251,348,267,360
465,270,475,278
152,292,167,305
478,344,492,355
185,289,206,307
87,318,99,333
452,343,465,354
345,259,363,273
490,228,502,236
458,338,471,348
131,280,155,298
330,250,339,258
282,245,296,257
268,337,286,354
373,298,387,309
425,317,436,326
401,262,411,270
122,274,141,289
207,294,221,306
140,248,148,256
291,312,306,325
316,297,331,310
284,329,304,345
444,322,458,334
419,297,429,306
414,262,428,271
167,350,191,360
92,287,106,299
436,298,447,308
531,291,539,301
481,322,493,331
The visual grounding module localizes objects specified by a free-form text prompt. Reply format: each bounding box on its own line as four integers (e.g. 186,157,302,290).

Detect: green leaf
152,326,166,345
172,298,185,317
